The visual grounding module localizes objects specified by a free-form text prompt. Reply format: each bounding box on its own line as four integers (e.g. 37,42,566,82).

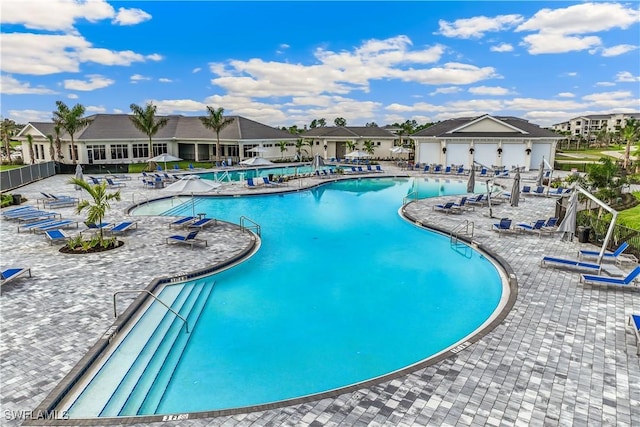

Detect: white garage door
446,143,469,168
530,143,552,169
501,144,526,170
473,143,498,169
418,142,441,164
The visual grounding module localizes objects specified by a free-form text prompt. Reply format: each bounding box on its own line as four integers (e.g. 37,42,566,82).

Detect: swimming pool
59,177,508,419
201,163,334,181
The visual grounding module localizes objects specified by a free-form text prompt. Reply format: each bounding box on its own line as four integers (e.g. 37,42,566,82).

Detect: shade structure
74,164,83,190
390,146,411,154
344,150,372,158
239,156,274,166
466,167,476,193
557,190,578,241
148,153,182,171
311,154,325,170
247,146,268,153
536,157,545,187
162,175,220,193
510,169,521,207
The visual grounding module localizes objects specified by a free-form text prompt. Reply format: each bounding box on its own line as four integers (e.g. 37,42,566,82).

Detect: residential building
299,126,398,159
551,113,640,139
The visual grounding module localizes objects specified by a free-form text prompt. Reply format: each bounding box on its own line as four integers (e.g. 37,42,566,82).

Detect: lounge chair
169,217,196,228
246,177,261,188
105,178,126,188
85,222,113,230
375,165,384,173
521,185,531,195
44,229,71,245
479,168,488,177
166,230,208,249
0,267,31,286
455,167,466,175
17,219,59,233
30,219,78,233
532,186,545,196
580,266,640,290
433,201,460,214
443,166,452,174
492,218,513,235
422,165,430,173
109,221,138,234
433,165,442,174
466,194,485,206
516,219,547,236
578,241,636,264
543,217,558,229
453,196,474,211
541,256,601,272
628,313,640,355
187,217,216,229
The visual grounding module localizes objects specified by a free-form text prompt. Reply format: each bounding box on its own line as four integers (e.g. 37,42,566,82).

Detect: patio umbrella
148,153,182,171
510,168,521,207
557,190,578,241
466,166,476,193
74,163,83,190
311,154,325,170
247,146,268,153
344,150,371,159
163,175,220,216
535,157,545,187
239,156,273,166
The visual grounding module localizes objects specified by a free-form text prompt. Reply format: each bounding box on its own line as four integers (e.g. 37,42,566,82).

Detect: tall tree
200,106,234,164
622,117,639,169
47,134,55,160
26,134,35,164
1,118,17,161
294,138,308,160
68,178,121,246
52,101,91,164
129,102,169,163
53,124,63,160
277,140,288,159
334,117,347,127
362,139,375,155
304,138,314,156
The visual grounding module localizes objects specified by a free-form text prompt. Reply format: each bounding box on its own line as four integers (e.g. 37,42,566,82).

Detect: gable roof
412,115,560,138
300,126,396,138
21,114,297,142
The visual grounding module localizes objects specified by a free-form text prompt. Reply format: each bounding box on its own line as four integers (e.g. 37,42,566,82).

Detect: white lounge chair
1,267,31,286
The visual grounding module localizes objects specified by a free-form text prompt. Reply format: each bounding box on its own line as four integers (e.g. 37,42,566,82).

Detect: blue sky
1,1,639,128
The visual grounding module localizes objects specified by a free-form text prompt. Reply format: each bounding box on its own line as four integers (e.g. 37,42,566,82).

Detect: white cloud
557,92,575,98
130,74,151,83
85,105,107,113
113,7,152,26
490,43,514,53
429,87,462,96
192,67,202,73
0,75,56,95
159,78,173,83
506,97,584,111
565,72,578,77
67,93,78,99
599,44,638,57
1,33,162,75
63,74,114,91
7,109,52,123
437,14,524,39
468,86,512,96
516,3,640,55
616,71,640,82
151,99,208,114
595,81,616,87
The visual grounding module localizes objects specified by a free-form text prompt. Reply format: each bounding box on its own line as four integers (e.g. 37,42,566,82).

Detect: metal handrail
450,219,474,246
240,215,261,237
403,190,419,206
214,171,231,182
113,290,189,334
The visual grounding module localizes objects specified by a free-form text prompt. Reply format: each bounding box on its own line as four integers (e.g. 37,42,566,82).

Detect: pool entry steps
67,280,216,417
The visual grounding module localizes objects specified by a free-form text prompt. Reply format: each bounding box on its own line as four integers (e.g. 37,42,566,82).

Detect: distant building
16,114,298,166
412,114,562,171
551,113,640,139
300,126,398,159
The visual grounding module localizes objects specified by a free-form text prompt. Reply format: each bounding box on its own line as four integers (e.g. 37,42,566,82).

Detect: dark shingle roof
412,115,560,138
300,126,396,138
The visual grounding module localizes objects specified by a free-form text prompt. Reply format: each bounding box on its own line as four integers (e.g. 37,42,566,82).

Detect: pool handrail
113,290,189,334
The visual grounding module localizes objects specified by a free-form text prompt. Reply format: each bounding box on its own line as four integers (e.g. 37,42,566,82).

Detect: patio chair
580,266,640,290
628,313,640,355
433,165,442,174
521,185,531,195
17,219,59,233
433,201,460,214
166,230,208,249
578,242,632,263
516,219,547,236
44,229,71,245
540,256,601,273
455,167,466,175
532,186,545,196
479,168,488,177
453,196,474,212
492,218,513,235
466,194,485,206
422,165,430,173
246,177,261,189
169,217,197,228
30,219,79,234
375,165,384,173
105,178,126,188
187,217,217,230
0,267,31,286
443,166,452,174
109,221,138,234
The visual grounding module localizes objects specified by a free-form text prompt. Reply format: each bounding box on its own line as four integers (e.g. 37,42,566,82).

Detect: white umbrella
247,146,268,153
162,175,220,193
345,150,372,158
148,153,182,171
239,156,274,166
390,147,411,154
510,168,521,207
535,157,545,187
311,154,325,170
74,164,83,190
557,190,578,241
466,166,476,193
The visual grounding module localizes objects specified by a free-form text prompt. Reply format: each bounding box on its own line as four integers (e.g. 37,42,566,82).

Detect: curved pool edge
27,207,517,426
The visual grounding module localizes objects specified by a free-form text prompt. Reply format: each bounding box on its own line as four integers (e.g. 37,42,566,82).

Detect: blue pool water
200,164,334,181
66,177,504,417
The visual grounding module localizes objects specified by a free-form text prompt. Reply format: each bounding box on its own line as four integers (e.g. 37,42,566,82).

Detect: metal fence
577,211,640,260
0,162,57,192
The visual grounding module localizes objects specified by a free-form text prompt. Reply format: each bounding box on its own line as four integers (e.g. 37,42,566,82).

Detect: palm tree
334,117,347,127
200,106,234,165
304,138,315,157
362,139,375,156
277,140,288,159
622,118,639,170
47,134,55,160
294,138,308,160
1,118,17,161
53,124,63,160
129,102,169,163
68,178,121,246
26,134,35,164
346,141,357,152
52,100,91,164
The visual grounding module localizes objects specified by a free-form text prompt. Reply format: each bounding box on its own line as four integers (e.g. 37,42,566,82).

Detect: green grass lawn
617,192,640,230
0,164,24,171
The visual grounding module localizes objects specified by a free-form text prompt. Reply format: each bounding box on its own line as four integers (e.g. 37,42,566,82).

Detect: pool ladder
403,190,419,205
113,290,189,334
450,219,475,247
240,215,261,237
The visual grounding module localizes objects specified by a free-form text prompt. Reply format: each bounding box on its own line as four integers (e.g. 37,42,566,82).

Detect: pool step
67,284,189,418
98,282,203,417
120,280,215,415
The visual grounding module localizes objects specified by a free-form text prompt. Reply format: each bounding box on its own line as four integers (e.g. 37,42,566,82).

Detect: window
87,145,107,161
40,145,45,159
152,143,168,157
132,144,148,159
68,146,78,161
110,144,129,159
